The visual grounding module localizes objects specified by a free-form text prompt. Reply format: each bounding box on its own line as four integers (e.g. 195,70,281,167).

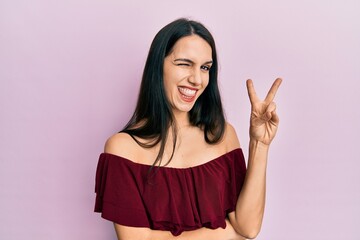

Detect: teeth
178,87,196,96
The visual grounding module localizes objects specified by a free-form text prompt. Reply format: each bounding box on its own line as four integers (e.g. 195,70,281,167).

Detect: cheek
164,67,187,85
163,72,176,92
198,77,209,97
163,79,173,99
203,75,210,88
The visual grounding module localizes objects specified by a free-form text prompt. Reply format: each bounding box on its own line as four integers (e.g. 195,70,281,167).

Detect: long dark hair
121,18,225,167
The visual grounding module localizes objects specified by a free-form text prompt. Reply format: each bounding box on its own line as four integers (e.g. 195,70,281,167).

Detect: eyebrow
173,58,213,65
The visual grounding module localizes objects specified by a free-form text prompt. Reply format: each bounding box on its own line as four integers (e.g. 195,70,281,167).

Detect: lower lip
179,90,196,102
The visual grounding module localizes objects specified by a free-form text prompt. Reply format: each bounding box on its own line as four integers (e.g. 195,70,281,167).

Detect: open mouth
178,87,197,102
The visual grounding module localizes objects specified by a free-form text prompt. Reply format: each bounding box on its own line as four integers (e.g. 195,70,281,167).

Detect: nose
188,68,202,86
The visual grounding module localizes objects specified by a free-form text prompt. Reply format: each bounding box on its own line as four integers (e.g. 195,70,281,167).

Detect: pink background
1,0,359,239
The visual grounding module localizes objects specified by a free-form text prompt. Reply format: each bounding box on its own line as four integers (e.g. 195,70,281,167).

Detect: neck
172,110,191,129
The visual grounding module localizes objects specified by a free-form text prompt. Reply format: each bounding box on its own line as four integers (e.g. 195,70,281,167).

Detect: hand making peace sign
246,78,282,145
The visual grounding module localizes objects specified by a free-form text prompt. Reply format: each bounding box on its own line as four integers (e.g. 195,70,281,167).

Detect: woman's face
163,35,212,115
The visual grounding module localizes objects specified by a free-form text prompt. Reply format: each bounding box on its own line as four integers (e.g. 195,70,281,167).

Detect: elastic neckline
101,148,242,170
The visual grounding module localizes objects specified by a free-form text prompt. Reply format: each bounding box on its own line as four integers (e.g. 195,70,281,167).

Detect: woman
95,18,282,240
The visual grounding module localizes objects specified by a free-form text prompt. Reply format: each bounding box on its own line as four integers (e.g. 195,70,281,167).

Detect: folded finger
271,110,279,124
266,102,276,113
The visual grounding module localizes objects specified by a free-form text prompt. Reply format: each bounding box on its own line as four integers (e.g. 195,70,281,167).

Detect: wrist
249,138,270,152
248,139,269,166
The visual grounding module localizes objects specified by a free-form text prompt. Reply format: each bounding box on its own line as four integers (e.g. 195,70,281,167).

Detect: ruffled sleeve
94,153,150,227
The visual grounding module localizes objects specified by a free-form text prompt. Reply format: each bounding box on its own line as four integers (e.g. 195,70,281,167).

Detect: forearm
230,139,269,239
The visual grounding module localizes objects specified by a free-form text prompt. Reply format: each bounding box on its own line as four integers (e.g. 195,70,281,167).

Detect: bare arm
228,140,269,239
114,219,247,240
229,78,282,239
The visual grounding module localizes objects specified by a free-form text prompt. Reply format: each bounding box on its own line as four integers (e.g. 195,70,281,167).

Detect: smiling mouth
178,87,197,102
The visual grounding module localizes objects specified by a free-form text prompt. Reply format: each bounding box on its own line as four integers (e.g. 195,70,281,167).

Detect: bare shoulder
223,122,241,151
104,132,139,161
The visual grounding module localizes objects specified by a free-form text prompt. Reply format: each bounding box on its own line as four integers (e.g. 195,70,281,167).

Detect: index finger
246,79,260,104
264,78,282,103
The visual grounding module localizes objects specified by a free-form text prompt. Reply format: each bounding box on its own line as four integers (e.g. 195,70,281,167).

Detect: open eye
201,65,211,71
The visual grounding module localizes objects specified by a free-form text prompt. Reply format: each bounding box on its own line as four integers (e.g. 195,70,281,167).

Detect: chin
174,103,196,113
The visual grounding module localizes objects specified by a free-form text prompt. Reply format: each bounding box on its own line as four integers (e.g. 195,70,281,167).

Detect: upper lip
178,86,199,91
